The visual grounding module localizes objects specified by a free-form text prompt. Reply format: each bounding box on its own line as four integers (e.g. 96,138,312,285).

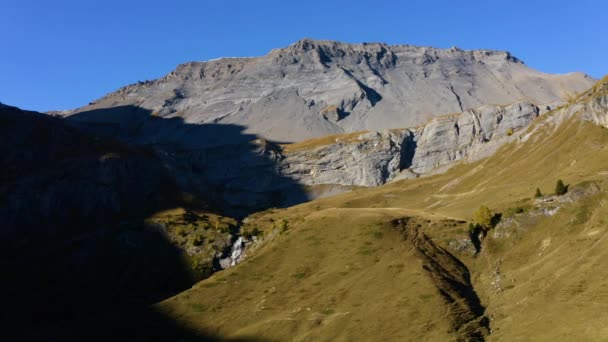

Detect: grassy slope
159,209,453,341
280,131,369,153
157,79,608,341
478,188,608,341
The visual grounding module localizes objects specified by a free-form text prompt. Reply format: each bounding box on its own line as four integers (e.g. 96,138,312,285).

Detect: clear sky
1,0,606,111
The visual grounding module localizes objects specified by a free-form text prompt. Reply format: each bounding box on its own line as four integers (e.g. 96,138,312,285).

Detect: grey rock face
410,101,540,174
280,130,415,187
280,101,540,187
582,89,608,126
65,38,594,142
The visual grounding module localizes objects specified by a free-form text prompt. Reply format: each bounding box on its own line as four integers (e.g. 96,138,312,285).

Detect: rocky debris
489,260,504,294
492,181,603,241
65,38,594,143
448,238,478,256
533,182,601,206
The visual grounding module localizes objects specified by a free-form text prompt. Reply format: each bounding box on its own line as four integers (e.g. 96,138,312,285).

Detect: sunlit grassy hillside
156,78,608,341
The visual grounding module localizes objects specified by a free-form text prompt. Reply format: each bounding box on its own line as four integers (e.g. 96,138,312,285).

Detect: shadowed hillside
66,105,309,218
1,103,302,340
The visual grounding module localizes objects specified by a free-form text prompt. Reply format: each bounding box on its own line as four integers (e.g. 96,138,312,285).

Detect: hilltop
63,38,594,142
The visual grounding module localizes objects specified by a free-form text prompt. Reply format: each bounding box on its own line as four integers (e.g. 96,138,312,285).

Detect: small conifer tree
535,188,542,198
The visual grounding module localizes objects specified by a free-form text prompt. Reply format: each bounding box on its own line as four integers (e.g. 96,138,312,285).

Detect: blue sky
1,0,606,111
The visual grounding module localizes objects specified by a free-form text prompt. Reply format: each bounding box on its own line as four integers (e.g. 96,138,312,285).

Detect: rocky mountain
4,33,607,340
0,89,551,339
59,99,541,215
63,38,594,142
49,38,593,213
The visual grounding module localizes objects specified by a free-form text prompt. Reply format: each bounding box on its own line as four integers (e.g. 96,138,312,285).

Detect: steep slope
155,77,608,341
0,104,247,340
64,38,594,142
280,100,540,188
60,104,309,217
58,99,541,214
158,208,462,341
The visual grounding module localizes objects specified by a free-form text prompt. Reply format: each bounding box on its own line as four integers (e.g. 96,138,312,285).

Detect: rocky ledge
280,101,540,187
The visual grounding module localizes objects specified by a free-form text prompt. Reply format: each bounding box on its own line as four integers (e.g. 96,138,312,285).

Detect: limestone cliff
280,101,540,187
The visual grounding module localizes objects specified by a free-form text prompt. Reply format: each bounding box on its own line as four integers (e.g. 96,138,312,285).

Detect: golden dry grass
280,131,369,153
155,78,608,341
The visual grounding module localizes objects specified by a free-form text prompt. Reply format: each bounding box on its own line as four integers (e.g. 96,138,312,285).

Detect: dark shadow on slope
339,67,383,107
67,105,310,218
1,104,287,340
399,132,417,170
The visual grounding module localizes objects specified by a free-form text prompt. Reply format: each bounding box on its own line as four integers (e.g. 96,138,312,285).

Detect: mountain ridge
62,38,595,142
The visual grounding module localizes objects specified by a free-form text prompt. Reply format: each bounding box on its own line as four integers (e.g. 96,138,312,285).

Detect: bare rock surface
280,129,415,186
280,101,540,186
64,39,594,142
410,101,540,174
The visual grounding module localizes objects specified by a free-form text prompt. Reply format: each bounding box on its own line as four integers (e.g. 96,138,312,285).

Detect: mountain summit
66,38,593,142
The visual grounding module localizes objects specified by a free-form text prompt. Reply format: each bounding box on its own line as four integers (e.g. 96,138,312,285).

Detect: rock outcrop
280,101,540,187
410,101,539,174
580,77,608,126
281,129,415,187
63,38,594,142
